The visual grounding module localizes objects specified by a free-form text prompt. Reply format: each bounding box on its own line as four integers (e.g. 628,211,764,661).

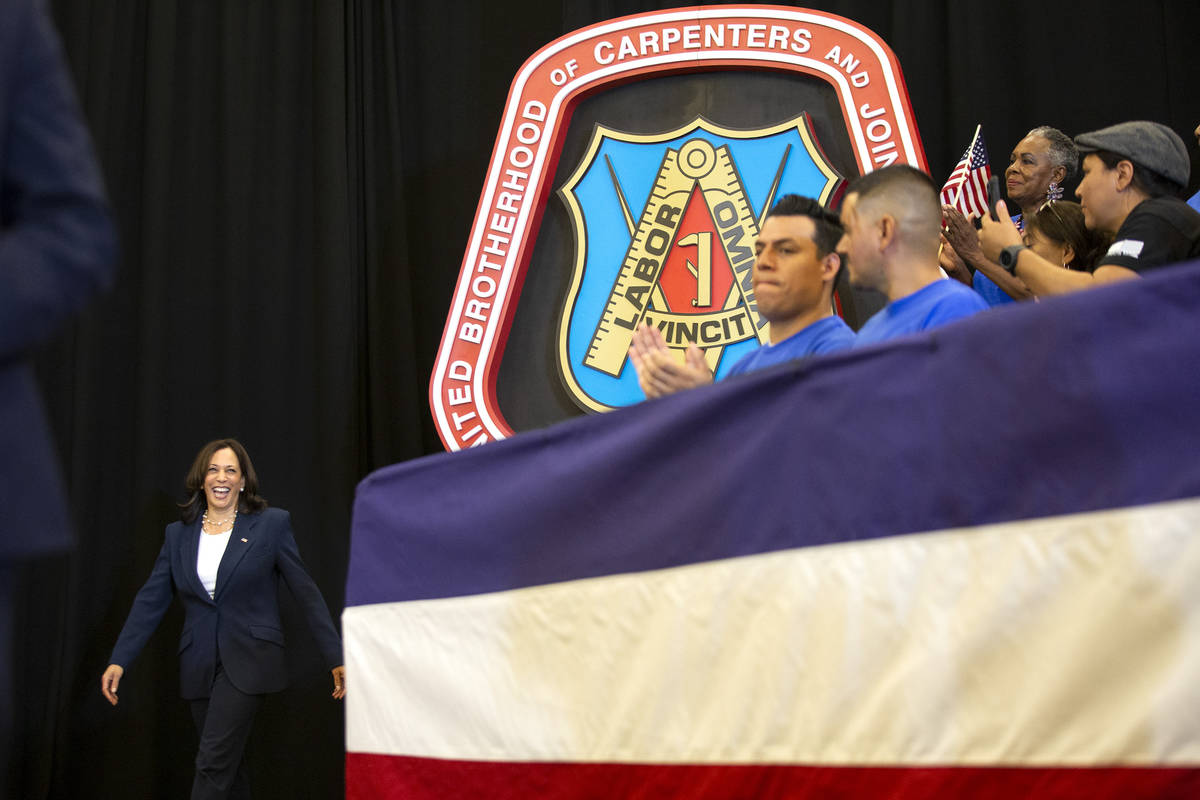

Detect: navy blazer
110,508,343,699
0,0,117,560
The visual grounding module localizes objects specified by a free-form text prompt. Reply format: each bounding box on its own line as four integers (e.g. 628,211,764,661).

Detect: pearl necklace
202,508,237,534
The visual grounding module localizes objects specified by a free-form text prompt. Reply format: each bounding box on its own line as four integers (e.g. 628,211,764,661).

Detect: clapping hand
941,206,987,267
627,323,713,398
938,234,971,284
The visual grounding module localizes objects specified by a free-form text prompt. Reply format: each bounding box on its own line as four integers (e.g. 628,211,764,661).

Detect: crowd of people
5,1,1196,788
631,119,1200,396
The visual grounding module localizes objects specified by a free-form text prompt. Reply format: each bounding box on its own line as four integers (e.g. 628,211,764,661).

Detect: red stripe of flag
348,754,1200,800
940,124,992,218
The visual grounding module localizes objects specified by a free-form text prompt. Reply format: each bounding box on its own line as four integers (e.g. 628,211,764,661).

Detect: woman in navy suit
101,439,345,800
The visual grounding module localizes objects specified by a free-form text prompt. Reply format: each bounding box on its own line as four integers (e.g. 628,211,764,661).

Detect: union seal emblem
428,6,928,449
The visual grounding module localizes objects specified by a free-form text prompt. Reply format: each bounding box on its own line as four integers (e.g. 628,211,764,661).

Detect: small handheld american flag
940,124,992,218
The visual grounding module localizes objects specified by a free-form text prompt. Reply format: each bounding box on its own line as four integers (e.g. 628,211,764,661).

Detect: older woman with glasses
940,125,1078,304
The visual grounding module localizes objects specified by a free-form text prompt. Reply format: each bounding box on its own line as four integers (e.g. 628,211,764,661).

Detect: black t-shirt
1097,196,1200,273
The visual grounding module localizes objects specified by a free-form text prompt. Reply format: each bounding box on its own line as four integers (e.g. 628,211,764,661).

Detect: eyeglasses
1037,199,1068,229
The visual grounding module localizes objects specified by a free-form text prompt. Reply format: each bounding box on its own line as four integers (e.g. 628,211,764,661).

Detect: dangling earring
1046,182,1063,203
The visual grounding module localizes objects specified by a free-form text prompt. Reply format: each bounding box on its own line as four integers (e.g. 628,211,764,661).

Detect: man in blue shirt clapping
630,194,855,398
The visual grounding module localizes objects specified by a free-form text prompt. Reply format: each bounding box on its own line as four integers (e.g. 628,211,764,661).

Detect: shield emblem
557,114,844,412
429,6,929,450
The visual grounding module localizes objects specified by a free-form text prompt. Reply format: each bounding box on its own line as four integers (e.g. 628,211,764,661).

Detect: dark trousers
188,660,262,800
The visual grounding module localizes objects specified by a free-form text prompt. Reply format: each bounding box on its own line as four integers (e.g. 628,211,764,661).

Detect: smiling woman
179,439,266,532
100,438,345,800
1003,126,1078,226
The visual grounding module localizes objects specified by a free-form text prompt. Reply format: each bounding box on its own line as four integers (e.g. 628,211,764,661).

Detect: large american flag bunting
345,260,1200,799
940,123,992,218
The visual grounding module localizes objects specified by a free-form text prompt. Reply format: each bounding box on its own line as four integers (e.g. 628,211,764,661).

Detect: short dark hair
1093,149,1184,198
846,163,938,205
1025,201,1110,271
764,194,843,256
178,438,268,523
844,165,941,251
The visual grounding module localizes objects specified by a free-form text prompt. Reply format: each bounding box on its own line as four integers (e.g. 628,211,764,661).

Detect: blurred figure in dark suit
0,0,117,794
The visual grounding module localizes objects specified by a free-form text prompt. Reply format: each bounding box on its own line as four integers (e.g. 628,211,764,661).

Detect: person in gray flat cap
978,120,1200,295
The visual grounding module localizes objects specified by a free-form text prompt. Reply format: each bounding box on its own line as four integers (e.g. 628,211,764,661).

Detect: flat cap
1074,121,1189,188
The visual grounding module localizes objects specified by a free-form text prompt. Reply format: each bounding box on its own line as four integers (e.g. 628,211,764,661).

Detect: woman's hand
101,664,124,706
938,235,972,285
978,200,1024,263
942,206,987,267
331,665,346,700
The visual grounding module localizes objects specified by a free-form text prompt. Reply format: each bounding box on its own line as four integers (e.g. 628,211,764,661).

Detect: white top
197,530,233,599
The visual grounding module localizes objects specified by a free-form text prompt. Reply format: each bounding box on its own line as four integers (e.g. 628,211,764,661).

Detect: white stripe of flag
940,123,992,219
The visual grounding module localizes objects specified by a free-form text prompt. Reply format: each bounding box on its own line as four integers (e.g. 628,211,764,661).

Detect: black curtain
16,0,1200,796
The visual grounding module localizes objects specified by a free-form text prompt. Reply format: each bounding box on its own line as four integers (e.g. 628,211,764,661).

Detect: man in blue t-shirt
1189,122,1200,214
629,195,855,398
837,165,988,347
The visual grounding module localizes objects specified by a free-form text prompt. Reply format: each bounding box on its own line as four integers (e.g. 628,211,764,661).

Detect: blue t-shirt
972,213,1022,306
973,271,1014,306
854,279,988,347
723,315,855,378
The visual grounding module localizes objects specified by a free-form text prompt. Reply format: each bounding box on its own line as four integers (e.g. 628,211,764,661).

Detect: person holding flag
939,126,1077,305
